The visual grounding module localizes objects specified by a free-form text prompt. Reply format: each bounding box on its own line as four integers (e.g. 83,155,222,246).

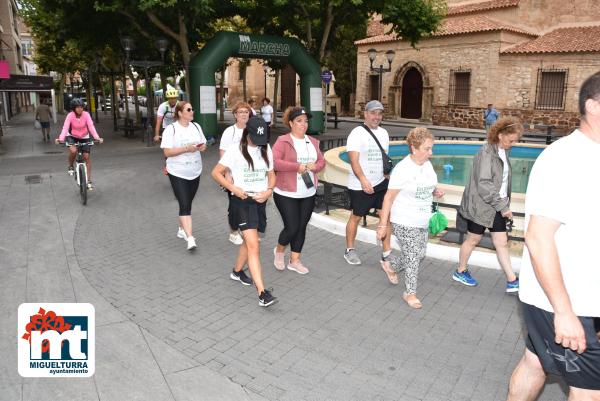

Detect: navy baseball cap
247,117,269,146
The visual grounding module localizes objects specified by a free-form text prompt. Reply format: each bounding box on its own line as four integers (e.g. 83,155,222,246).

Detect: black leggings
168,174,200,216
273,192,315,253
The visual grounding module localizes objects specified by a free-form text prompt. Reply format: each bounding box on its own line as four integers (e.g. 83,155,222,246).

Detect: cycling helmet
70,98,84,109
165,88,179,99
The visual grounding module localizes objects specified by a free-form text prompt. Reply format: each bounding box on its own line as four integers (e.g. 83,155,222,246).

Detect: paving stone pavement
1,112,568,401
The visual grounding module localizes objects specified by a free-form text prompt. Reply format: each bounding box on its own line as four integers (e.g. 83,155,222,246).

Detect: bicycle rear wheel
79,164,87,205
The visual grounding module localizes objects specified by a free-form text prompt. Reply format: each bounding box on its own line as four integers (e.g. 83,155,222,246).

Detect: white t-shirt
346,125,389,190
519,130,600,317
261,104,274,123
160,121,206,180
157,101,178,128
388,156,437,228
220,124,243,151
498,148,509,198
274,136,317,198
219,144,274,193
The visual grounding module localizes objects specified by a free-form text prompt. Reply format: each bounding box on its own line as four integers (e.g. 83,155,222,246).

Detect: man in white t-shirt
344,100,391,266
154,88,179,143
507,73,600,400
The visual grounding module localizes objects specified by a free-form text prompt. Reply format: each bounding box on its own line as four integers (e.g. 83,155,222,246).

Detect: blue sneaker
452,269,478,286
506,277,519,293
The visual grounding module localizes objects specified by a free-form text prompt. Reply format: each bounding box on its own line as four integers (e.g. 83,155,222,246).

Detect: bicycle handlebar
55,140,100,146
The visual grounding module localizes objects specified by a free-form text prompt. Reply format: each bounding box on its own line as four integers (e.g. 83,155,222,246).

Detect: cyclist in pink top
56,98,104,189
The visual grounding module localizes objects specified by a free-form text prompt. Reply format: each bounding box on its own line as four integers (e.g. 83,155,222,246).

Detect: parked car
101,98,111,111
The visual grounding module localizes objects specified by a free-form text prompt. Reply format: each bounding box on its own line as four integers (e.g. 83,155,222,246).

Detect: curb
309,212,521,272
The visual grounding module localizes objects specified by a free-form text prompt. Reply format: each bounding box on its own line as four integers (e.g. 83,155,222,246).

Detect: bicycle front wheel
79,164,87,205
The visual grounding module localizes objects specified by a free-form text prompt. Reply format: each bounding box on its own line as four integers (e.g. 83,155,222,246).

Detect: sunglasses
185,107,193,112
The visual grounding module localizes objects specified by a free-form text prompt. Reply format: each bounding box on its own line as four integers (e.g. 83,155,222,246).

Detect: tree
236,0,446,63
96,0,239,101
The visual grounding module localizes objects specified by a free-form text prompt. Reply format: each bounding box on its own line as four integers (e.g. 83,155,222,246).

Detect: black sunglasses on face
185,107,193,112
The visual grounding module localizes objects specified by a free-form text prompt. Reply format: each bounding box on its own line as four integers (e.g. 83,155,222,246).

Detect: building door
401,67,423,119
369,75,379,101
280,64,296,110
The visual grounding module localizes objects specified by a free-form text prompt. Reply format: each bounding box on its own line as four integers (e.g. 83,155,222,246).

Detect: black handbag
362,124,393,175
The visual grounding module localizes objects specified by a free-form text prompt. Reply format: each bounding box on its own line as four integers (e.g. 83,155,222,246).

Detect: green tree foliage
95,0,239,99
381,0,448,47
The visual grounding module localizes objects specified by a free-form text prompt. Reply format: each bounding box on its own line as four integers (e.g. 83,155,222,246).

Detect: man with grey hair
506,72,600,400
344,100,392,268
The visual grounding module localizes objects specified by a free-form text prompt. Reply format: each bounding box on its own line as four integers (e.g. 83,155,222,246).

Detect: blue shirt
484,108,499,125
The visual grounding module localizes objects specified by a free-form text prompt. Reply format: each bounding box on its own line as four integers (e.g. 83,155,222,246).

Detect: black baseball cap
247,117,269,146
288,107,312,122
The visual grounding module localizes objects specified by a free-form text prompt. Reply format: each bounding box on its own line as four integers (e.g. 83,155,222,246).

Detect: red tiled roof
502,26,600,53
448,0,520,16
354,15,536,45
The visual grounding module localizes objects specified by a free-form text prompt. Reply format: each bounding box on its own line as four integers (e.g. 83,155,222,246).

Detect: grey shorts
522,302,600,390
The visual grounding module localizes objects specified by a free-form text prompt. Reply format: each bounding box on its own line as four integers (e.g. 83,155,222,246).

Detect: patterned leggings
389,224,428,295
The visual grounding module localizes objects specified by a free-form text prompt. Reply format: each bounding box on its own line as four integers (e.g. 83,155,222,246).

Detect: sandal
403,293,422,309
380,259,398,285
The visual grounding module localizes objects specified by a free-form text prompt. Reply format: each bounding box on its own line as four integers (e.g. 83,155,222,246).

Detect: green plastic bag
429,203,448,235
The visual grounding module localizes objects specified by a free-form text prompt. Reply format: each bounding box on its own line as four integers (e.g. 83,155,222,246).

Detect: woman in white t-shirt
261,97,274,141
219,102,252,246
212,117,278,307
377,128,444,309
160,101,207,251
272,107,325,274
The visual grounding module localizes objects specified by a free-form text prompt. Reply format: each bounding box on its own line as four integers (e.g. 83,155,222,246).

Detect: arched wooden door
400,67,423,119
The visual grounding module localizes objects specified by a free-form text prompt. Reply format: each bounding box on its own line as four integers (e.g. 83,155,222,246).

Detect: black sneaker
258,288,277,307
230,269,253,286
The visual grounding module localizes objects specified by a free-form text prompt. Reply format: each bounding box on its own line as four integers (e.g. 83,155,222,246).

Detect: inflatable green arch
189,31,324,137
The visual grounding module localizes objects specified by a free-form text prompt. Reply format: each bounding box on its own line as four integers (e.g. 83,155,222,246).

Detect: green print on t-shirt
415,184,435,213
367,147,382,162
243,167,267,184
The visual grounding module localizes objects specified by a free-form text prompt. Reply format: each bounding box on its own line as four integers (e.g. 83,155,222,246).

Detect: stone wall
432,105,580,132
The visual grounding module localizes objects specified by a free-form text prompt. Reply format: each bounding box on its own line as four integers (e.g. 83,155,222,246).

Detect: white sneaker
229,232,243,245
187,236,197,250
177,227,187,240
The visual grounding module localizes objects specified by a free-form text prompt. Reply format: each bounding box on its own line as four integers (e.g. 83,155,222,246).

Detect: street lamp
263,63,269,99
120,36,169,144
367,48,395,102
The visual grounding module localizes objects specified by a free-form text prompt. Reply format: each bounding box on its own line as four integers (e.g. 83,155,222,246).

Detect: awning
0,74,53,91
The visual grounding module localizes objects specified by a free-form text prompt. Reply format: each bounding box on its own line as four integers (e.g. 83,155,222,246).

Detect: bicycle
57,140,96,205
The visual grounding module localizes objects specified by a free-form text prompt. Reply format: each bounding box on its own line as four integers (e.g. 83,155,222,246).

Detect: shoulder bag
362,124,393,175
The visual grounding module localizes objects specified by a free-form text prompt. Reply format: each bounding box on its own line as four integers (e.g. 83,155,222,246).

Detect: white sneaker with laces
187,236,197,250
177,227,187,240
229,232,243,245
87,182,94,190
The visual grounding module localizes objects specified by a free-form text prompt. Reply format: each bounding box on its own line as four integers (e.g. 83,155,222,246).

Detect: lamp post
263,63,269,99
120,36,168,140
367,48,395,102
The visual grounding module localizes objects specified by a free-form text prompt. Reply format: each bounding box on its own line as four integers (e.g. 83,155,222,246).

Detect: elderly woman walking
220,101,252,246
453,116,522,292
377,128,444,309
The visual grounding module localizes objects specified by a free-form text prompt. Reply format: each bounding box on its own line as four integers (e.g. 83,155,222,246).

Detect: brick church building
355,0,600,131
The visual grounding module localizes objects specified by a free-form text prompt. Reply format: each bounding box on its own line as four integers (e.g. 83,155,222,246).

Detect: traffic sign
321,70,332,84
